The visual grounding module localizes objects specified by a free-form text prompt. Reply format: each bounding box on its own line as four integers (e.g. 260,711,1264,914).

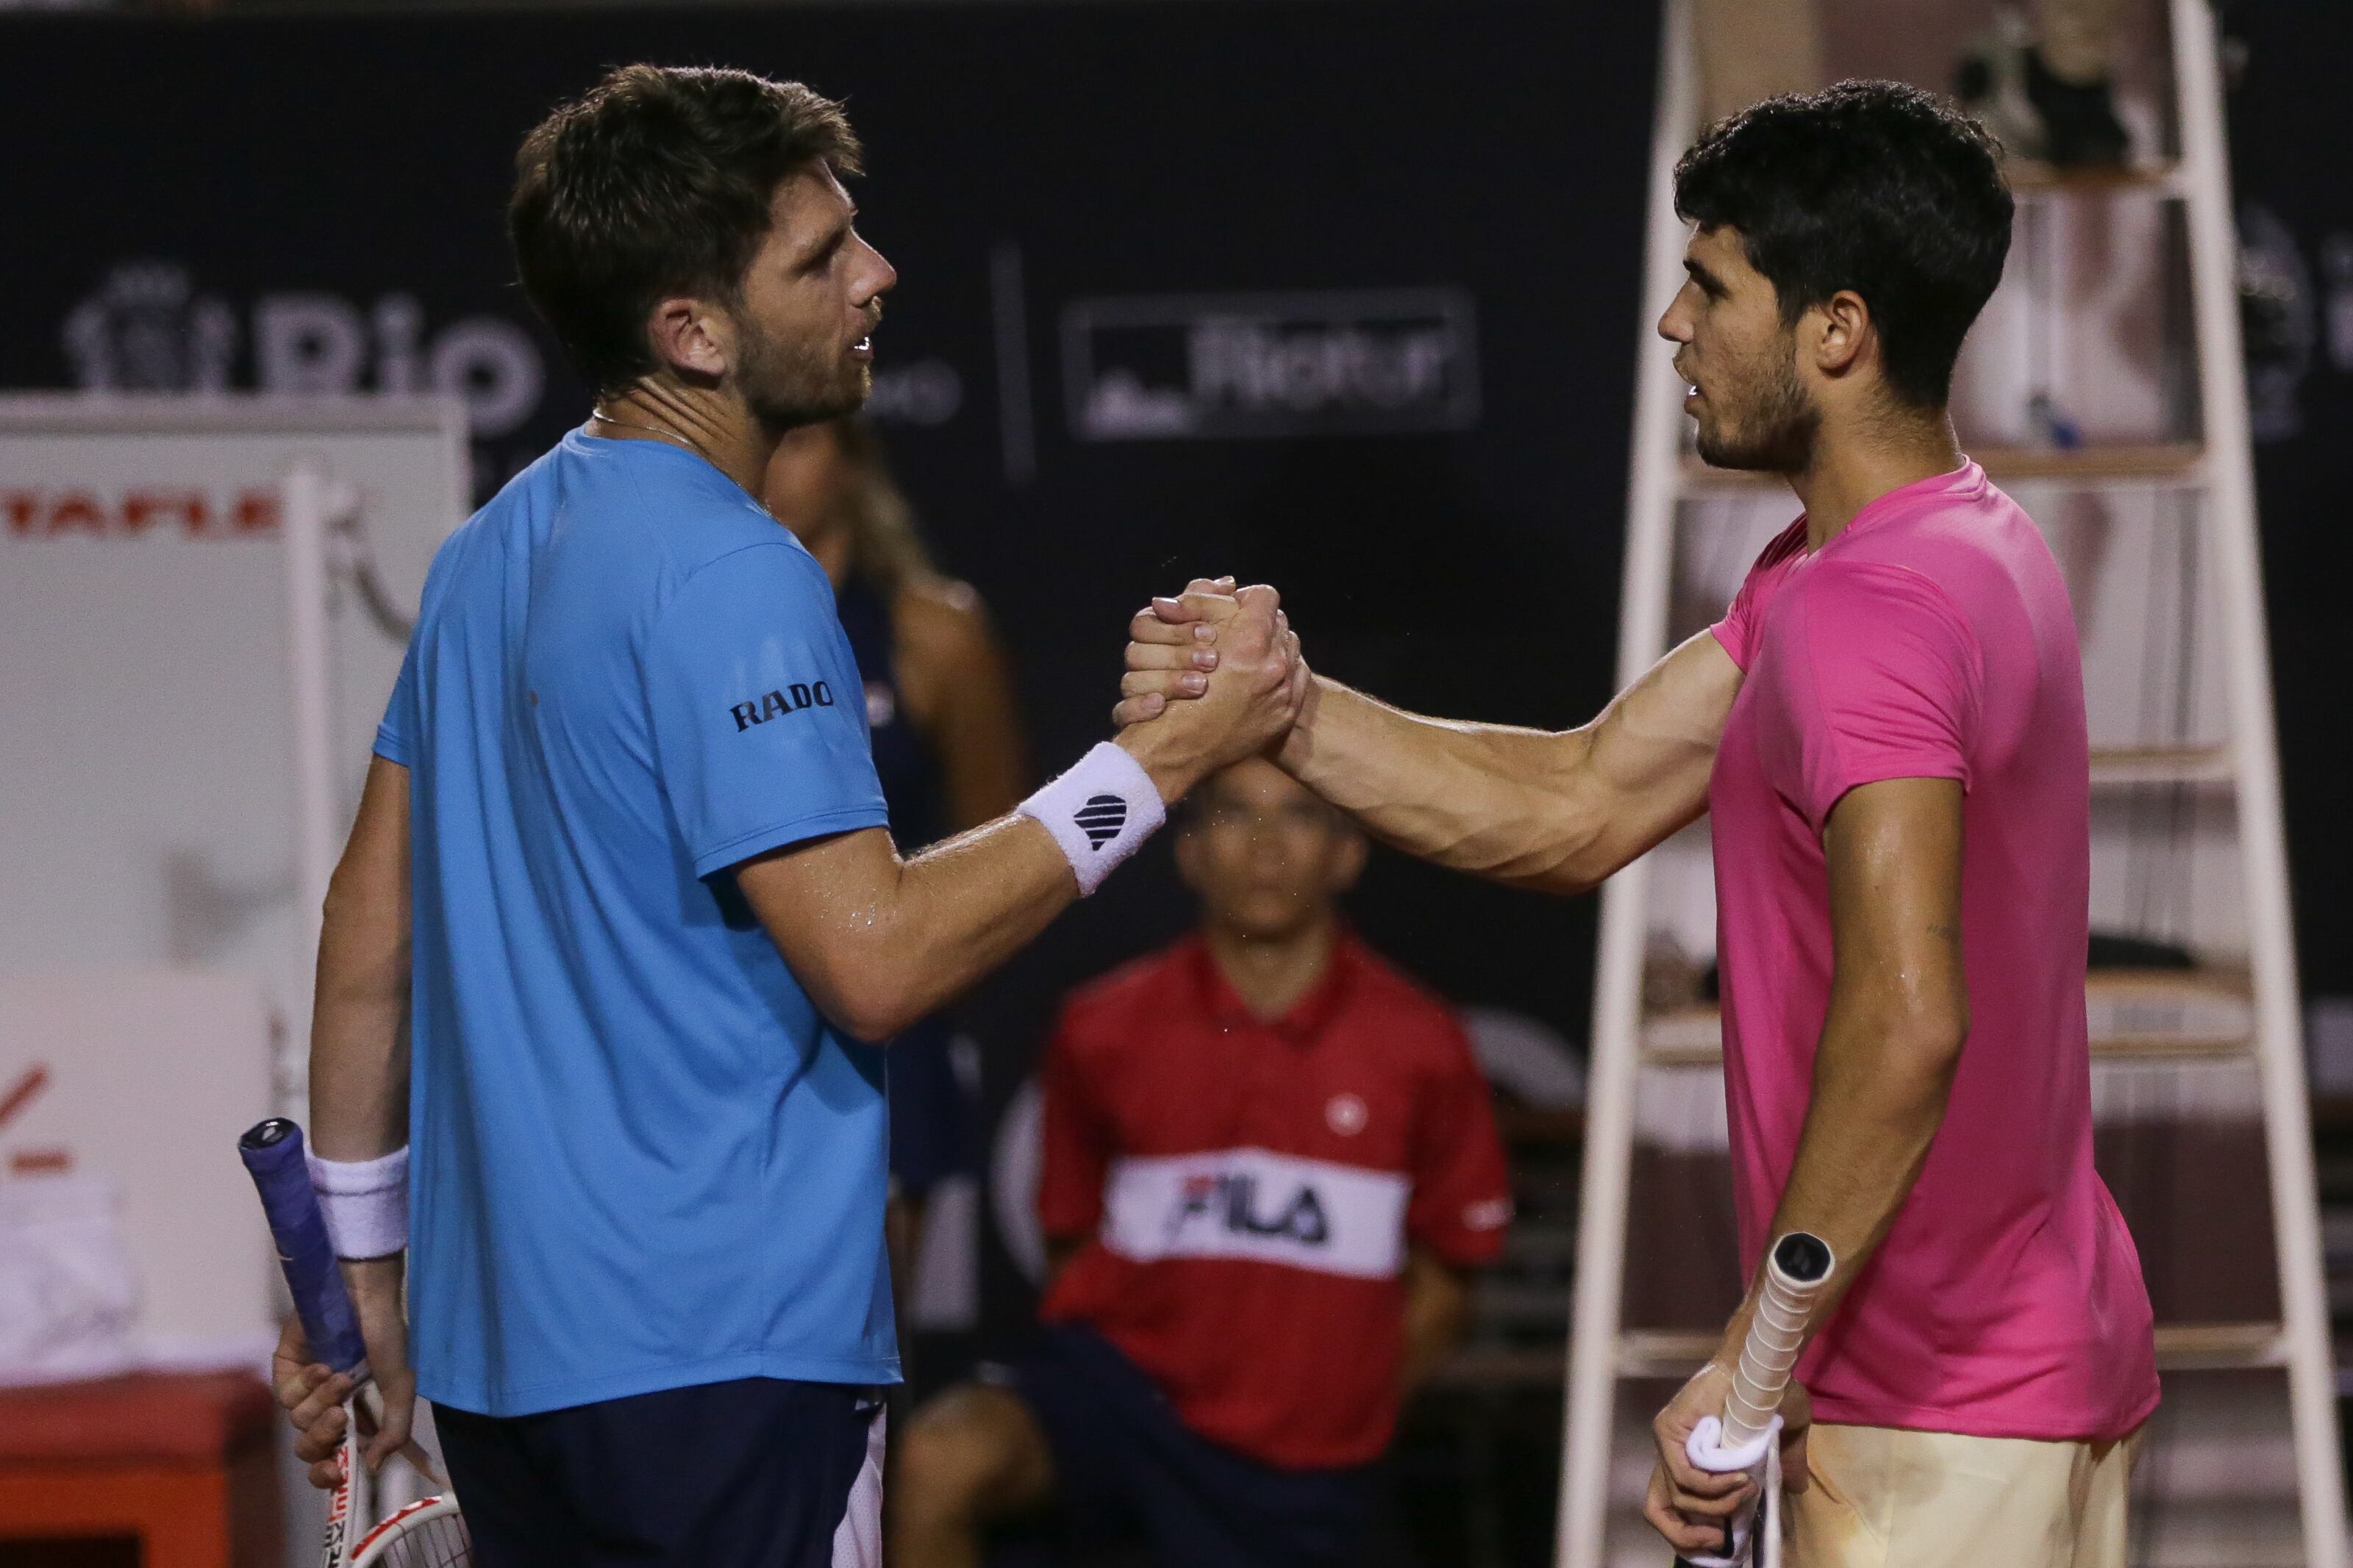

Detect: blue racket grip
238,1117,370,1379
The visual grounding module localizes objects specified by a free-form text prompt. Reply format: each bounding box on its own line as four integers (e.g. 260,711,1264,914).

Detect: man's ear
642,295,733,383
1807,289,1876,382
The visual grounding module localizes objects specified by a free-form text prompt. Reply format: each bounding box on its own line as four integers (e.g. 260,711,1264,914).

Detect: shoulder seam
1803,556,1988,697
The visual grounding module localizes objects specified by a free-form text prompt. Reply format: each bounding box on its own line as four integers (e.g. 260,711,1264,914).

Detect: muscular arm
1716,776,1969,1369
1646,777,1968,1547
282,753,415,1483
736,812,1078,1043
309,754,413,1164
740,593,1295,1042
1270,631,1740,894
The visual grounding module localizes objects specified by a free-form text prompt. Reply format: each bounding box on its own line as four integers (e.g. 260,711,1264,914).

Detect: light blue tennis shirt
375,429,897,1417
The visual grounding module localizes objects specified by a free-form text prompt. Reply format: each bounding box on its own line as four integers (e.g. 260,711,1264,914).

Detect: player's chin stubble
1695,344,1820,476
740,321,870,428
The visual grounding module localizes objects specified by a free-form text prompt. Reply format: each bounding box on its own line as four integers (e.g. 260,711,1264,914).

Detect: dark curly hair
509,65,863,395
1674,79,2013,409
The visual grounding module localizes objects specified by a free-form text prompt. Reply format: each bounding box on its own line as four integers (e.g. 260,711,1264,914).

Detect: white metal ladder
1554,1,2349,1562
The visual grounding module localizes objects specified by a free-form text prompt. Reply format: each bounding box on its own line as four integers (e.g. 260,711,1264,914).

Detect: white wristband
307,1147,410,1260
1018,742,1167,895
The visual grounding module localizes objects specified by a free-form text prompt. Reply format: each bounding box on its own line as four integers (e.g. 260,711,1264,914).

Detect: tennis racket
1677,1230,1835,1568
239,1117,471,1568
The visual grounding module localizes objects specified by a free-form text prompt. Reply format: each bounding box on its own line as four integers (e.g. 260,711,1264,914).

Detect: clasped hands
1111,576,1312,781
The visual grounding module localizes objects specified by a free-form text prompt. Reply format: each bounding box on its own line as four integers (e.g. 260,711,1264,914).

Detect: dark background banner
2228,1,2353,1006
7,0,2348,1356
0,1,1657,1352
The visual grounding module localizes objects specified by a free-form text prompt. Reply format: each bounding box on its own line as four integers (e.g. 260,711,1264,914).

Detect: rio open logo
1060,287,1480,441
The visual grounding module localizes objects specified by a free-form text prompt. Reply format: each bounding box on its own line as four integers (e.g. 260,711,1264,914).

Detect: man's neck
1788,408,1965,552
591,378,779,498
1204,916,1339,1023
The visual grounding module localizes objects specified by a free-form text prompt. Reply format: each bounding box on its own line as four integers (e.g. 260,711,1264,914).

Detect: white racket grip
1724,1232,1835,1448
1679,1418,1777,1568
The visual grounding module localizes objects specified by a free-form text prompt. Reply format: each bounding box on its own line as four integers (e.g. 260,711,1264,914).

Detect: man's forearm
1713,776,1971,1367
1277,634,1738,895
1714,1000,1963,1367
837,812,1082,1039
1278,676,1612,892
308,758,413,1162
744,722,1218,1042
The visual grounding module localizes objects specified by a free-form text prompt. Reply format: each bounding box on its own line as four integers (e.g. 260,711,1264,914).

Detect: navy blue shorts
1001,1323,1375,1568
435,1376,880,1568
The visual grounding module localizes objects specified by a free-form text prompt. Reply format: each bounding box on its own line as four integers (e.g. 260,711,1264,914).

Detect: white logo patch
1099,1148,1407,1279
1324,1092,1368,1136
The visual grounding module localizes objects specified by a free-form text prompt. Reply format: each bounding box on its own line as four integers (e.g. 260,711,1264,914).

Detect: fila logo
730,682,835,733
1074,793,1126,850
1101,1149,1408,1279
1171,1172,1331,1247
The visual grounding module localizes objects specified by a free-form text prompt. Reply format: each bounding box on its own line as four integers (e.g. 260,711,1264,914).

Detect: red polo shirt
1036,933,1513,1470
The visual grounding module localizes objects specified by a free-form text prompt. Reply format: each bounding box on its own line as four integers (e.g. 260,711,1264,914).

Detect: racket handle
1723,1231,1834,1450
240,1117,371,1380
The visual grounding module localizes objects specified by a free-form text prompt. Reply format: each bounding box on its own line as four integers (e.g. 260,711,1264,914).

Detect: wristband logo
729,681,836,733
1075,794,1127,850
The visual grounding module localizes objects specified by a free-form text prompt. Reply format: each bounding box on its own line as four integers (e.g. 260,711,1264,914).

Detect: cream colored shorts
1785,1420,2142,1568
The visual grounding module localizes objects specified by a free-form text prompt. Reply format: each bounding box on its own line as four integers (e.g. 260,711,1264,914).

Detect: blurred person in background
890,758,1512,1568
762,415,1024,1320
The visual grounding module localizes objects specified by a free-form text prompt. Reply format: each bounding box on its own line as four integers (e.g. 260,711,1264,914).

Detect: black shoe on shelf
2024,47,2131,168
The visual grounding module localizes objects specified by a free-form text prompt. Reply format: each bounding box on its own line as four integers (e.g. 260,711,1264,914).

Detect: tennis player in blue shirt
269,64,1302,1567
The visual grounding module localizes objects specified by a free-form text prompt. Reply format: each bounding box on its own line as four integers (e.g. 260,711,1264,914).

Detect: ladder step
2004,160,2189,198
1679,443,2204,493
1640,973,2257,1069
2090,744,2236,786
1614,1322,2283,1379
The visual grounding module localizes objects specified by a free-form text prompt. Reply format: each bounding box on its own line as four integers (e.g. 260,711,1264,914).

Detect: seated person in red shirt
891,757,1514,1568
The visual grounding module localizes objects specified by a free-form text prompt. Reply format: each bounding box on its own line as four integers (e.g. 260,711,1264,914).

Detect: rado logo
729,681,836,732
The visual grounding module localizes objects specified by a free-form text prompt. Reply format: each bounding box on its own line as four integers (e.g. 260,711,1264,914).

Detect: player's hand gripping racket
240,1118,470,1568
1675,1231,1835,1568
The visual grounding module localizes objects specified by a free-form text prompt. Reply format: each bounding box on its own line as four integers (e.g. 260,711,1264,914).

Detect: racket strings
368,1510,471,1568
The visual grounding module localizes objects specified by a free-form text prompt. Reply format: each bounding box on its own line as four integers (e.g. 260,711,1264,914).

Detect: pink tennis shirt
1707,460,2157,1441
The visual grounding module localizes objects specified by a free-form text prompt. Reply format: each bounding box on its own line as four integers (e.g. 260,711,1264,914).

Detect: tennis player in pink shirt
1118,80,2157,1567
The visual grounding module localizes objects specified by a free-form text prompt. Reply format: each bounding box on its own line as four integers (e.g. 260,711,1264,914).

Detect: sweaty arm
1124,594,1740,895
1646,777,1968,1546
1733,776,1969,1347
309,754,413,1163
732,586,1297,1043
277,753,417,1486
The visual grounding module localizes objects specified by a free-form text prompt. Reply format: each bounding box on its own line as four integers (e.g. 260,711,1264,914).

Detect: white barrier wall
0,394,465,1360
0,395,465,1086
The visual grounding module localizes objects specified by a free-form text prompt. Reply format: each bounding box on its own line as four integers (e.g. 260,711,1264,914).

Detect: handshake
1111,575,1313,798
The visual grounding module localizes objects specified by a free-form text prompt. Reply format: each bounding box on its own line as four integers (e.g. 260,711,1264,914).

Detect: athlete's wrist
1113,723,1204,804
307,1146,409,1260
1019,742,1168,896
1269,672,1331,781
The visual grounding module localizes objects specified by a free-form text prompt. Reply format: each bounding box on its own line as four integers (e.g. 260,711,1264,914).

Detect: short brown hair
509,65,863,394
